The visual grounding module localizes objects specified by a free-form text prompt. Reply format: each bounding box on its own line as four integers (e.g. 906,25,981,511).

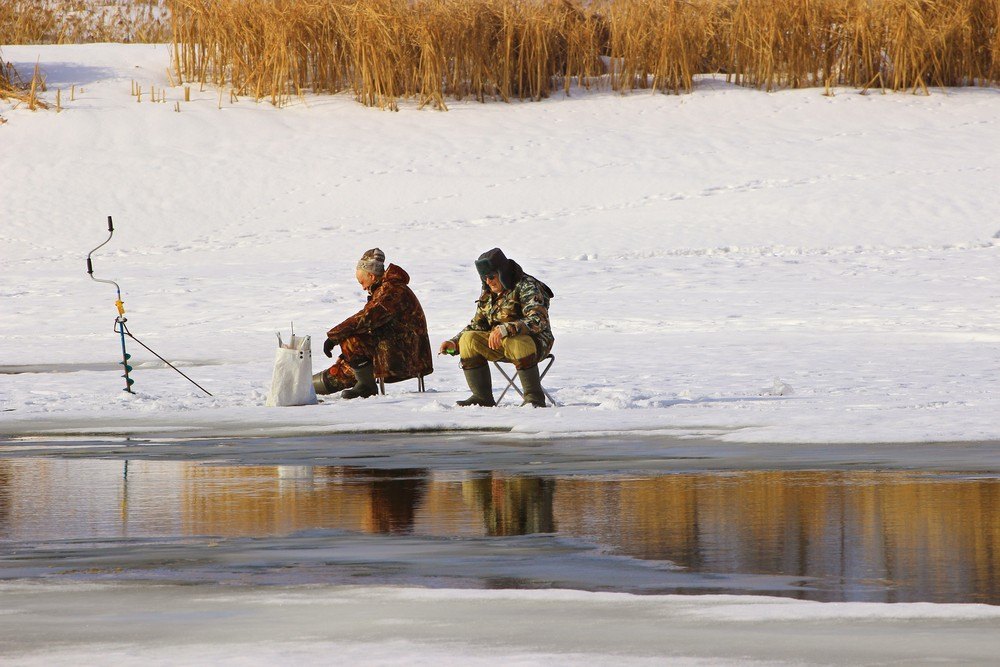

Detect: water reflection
464,475,556,536
179,466,430,536
0,459,997,602
554,471,1000,602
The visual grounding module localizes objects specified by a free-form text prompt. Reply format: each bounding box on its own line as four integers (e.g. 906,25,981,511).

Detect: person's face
356,269,376,290
484,272,503,294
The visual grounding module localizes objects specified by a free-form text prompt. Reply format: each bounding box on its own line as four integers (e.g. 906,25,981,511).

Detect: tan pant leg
500,335,539,369
458,331,503,369
459,331,537,370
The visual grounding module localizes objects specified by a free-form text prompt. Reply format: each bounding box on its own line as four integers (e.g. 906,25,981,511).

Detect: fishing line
86,215,212,396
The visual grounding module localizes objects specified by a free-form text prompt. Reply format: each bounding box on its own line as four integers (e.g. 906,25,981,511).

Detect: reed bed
3,0,998,110
168,0,1000,109
168,0,719,108
0,0,170,44
719,0,1000,93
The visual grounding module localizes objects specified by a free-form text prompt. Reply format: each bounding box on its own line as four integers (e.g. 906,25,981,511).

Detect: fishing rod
86,216,212,397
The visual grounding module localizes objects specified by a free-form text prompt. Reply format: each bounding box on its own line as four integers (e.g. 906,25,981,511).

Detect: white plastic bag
265,333,318,407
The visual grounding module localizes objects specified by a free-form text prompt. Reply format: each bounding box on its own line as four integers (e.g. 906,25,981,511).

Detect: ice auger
86,216,212,396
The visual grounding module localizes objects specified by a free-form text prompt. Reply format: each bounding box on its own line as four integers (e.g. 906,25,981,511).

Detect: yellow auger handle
116,299,125,316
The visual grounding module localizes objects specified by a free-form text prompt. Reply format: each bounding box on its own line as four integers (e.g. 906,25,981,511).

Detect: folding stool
376,375,426,396
492,354,558,406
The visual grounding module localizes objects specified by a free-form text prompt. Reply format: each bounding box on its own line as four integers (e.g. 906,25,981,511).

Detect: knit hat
357,248,385,275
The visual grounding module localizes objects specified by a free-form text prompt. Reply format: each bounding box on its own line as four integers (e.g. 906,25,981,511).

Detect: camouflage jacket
452,261,554,355
327,264,434,382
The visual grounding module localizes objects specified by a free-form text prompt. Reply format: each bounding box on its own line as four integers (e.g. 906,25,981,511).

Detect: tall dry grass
168,0,1000,109
603,0,716,94
168,0,720,108
0,52,49,110
3,0,998,110
0,0,170,45
719,0,1000,93
0,53,14,102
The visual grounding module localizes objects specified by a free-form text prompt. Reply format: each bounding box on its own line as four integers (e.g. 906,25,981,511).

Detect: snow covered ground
3,583,1000,665
2,43,999,443
2,42,1000,665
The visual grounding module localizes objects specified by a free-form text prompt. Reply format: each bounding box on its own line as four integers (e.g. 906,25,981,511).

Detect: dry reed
167,0,1000,109
0,53,15,100
167,0,722,108
0,50,49,109
0,0,170,45
3,0,998,111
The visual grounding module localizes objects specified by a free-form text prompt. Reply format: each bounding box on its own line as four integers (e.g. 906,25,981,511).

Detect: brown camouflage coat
326,264,433,383
452,260,554,356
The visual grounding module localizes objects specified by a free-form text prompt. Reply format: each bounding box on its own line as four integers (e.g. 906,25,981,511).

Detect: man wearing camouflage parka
439,248,554,408
315,248,433,400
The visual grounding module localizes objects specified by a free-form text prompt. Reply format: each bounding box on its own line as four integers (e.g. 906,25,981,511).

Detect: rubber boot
313,371,335,395
517,365,547,408
341,362,377,400
456,365,496,407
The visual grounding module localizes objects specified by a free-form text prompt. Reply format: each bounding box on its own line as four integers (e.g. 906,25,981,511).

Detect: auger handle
87,215,122,293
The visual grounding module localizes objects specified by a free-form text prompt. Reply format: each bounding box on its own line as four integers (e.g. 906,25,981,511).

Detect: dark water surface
1,453,997,603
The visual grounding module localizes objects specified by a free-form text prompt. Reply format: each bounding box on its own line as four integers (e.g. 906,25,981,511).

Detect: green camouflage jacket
452,261,554,355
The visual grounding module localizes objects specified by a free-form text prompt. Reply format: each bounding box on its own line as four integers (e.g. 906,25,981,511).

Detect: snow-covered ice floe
3,44,1000,444
2,583,1000,665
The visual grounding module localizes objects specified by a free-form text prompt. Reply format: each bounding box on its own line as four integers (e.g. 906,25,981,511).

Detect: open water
1,434,997,604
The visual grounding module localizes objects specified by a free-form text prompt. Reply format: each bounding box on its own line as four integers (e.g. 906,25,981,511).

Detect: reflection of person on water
360,468,428,534
465,475,555,537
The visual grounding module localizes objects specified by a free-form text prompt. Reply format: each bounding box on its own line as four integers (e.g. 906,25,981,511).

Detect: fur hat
475,248,514,289
357,248,385,275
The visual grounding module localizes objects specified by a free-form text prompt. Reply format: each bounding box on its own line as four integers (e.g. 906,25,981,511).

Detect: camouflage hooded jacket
326,264,434,382
451,260,554,355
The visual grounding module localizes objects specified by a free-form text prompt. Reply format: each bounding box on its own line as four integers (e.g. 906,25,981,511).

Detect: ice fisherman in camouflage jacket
314,248,433,400
439,248,554,408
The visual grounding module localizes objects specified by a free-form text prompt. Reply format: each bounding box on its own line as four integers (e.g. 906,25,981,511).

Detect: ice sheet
2,583,999,665
1,44,999,444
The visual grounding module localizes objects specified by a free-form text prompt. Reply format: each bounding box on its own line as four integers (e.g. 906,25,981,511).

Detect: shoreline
3,432,999,475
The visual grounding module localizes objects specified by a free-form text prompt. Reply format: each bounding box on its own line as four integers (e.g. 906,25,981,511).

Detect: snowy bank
2,583,1000,665
2,44,999,444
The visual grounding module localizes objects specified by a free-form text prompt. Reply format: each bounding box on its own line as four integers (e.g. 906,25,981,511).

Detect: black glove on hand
323,337,337,358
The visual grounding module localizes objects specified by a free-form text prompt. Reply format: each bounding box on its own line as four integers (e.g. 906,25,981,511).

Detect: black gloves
323,337,337,358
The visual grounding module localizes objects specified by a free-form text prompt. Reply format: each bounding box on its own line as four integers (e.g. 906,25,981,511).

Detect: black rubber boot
341,362,377,399
517,365,547,408
456,365,496,407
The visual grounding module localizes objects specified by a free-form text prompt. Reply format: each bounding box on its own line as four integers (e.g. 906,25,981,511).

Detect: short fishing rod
87,215,212,397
